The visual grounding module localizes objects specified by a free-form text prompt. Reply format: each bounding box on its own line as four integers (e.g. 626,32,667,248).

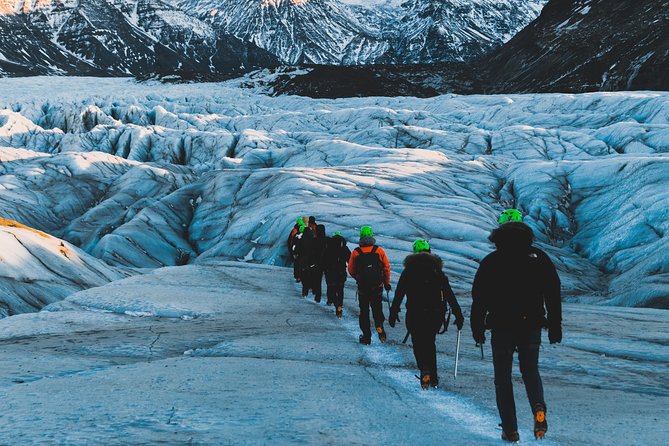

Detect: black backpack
414,268,445,311
355,246,383,290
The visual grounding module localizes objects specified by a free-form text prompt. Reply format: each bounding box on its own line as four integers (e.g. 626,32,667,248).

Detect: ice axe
454,329,461,379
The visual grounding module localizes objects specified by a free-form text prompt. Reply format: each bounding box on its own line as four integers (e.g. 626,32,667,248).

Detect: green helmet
412,239,430,253
296,217,305,226
360,226,373,238
298,223,306,233
332,231,342,237
498,209,523,224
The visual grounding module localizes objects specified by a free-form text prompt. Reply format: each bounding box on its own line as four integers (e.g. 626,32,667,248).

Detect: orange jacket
348,245,391,286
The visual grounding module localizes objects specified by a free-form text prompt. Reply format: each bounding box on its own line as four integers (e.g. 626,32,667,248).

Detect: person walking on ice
348,225,391,345
323,231,351,318
470,209,562,442
388,239,464,390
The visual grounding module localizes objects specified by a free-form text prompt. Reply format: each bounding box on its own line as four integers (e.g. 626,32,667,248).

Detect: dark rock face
269,63,482,98
483,0,669,93
0,12,104,76
0,0,278,78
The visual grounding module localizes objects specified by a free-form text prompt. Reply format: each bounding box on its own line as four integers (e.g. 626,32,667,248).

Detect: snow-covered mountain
0,0,278,77
0,0,547,73
187,0,391,65
484,0,669,92
394,0,547,63
1,77,667,313
178,0,547,65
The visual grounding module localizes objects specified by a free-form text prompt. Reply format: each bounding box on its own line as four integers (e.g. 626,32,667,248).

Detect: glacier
0,77,667,444
0,77,667,316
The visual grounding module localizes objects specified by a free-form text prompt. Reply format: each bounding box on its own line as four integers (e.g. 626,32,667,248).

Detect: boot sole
534,410,547,439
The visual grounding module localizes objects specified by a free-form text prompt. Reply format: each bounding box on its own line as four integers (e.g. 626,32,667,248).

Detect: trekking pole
385,290,391,314
478,343,484,360
402,330,410,344
454,329,461,379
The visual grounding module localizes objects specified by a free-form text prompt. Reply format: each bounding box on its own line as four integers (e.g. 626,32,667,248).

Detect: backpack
406,262,450,325
414,268,444,311
332,237,347,266
355,246,383,290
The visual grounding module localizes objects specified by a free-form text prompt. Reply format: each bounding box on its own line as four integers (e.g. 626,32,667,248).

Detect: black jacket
391,252,463,326
470,222,562,337
323,234,351,284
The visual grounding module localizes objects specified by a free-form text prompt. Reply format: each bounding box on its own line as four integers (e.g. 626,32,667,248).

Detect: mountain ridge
0,0,279,78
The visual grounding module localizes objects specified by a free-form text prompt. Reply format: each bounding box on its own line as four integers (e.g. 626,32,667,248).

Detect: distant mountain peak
0,0,53,14
261,0,309,6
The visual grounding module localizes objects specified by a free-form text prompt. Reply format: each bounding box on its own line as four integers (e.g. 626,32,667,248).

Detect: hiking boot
295,277,301,283
326,300,333,306
429,373,439,388
534,403,547,439
314,294,321,303
359,334,371,345
420,372,430,390
336,306,343,319
501,431,519,442
376,326,387,343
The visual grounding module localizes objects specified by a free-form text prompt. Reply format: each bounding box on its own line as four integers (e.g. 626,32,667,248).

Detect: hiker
323,231,351,318
348,225,391,345
298,223,321,300
389,239,464,390
290,221,307,284
287,217,307,282
308,216,318,234
470,209,562,442
307,224,327,303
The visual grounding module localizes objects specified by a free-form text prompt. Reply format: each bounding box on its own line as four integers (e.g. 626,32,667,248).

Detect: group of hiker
287,209,562,443
287,216,351,318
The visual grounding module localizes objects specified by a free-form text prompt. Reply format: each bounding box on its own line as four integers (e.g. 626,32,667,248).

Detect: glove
389,310,398,328
473,331,486,345
548,325,562,344
454,314,464,331
384,283,392,292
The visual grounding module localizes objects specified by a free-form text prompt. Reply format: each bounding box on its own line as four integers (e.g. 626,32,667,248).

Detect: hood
331,234,347,244
489,221,534,252
404,252,442,270
359,236,376,247
316,224,326,238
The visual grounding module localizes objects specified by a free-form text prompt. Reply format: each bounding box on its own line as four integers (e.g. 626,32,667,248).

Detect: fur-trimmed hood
403,252,443,270
489,221,534,252
359,236,376,247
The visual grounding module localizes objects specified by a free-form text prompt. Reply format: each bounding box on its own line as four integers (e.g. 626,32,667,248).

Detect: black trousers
326,282,345,306
358,287,385,338
491,328,545,433
293,257,301,280
301,267,323,298
408,311,443,376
